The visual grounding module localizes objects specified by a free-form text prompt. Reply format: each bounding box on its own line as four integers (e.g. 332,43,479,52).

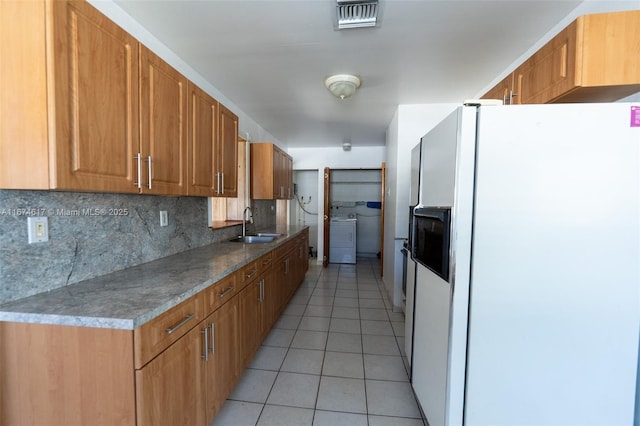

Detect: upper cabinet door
250,143,292,200
139,47,188,195
481,74,515,104
218,104,238,197
513,20,578,105
187,83,217,197
51,0,140,192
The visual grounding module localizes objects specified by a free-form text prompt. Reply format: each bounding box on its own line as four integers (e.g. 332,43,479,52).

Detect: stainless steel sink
228,235,276,244
255,232,282,238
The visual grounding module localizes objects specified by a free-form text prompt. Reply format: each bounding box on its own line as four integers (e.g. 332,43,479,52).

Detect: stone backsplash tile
0,190,251,304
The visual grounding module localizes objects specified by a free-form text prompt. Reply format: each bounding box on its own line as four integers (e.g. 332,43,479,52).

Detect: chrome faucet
242,207,253,237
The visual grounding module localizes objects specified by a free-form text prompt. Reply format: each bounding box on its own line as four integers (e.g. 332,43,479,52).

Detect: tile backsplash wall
0,190,249,304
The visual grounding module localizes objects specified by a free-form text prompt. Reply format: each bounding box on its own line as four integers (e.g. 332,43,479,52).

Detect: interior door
322,167,330,267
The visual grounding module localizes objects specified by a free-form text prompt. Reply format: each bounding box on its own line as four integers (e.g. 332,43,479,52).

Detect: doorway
328,169,382,260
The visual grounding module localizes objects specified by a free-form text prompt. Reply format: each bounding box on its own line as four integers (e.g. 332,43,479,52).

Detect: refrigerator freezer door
412,266,451,426
464,104,640,425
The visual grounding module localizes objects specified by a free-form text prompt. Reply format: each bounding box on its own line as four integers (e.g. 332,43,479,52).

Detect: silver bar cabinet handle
134,153,142,188
216,172,220,195
146,155,152,189
257,280,264,302
217,286,236,298
246,269,258,279
201,327,209,361
210,322,215,354
221,173,225,195
165,313,195,334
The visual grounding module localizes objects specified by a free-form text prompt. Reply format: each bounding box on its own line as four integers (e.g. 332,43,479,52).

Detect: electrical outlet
160,210,168,227
27,217,49,243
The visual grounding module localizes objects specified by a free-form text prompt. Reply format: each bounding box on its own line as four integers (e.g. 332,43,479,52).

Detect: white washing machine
329,217,356,264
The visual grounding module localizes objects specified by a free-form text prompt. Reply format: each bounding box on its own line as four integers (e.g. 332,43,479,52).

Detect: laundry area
291,169,382,265
329,170,382,263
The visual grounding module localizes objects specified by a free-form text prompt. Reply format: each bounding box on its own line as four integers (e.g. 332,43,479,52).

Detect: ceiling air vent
336,0,379,29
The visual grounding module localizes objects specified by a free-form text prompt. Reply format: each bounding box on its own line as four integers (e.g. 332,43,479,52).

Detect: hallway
211,259,424,425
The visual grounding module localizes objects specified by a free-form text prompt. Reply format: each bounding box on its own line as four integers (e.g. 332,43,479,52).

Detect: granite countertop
0,225,308,330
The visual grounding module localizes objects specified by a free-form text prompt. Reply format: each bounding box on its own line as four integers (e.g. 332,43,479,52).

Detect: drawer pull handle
262,259,272,266
166,313,195,334
218,286,236,298
246,269,258,279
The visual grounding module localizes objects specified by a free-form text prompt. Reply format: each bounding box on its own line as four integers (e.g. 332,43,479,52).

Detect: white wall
288,146,385,264
382,104,459,309
88,0,279,146
289,146,385,170
291,170,320,257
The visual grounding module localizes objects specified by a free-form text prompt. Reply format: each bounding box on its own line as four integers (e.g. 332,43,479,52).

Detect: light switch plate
27,217,49,243
160,210,168,227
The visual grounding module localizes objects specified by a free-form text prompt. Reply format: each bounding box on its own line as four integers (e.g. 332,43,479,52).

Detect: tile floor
211,258,425,426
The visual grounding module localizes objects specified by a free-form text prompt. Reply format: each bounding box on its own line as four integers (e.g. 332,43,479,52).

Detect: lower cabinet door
204,297,239,424
263,270,279,334
238,280,262,369
135,325,205,426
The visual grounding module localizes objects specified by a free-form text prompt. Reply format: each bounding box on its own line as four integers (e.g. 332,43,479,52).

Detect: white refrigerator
411,103,640,425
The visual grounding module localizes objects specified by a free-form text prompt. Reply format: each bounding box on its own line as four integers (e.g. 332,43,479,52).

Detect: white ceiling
112,0,594,148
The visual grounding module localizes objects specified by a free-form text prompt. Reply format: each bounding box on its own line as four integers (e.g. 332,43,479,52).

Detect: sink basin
228,235,276,244
255,232,282,238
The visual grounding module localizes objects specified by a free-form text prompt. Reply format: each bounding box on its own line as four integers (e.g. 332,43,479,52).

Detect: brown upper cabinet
1,0,236,197
250,143,293,200
187,85,239,198
217,104,239,198
482,10,640,104
139,46,188,195
187,83,219,197
1,0,186,194
1,0,141,192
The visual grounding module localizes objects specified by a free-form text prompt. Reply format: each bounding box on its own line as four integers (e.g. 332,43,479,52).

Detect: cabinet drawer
134,295,200,369
258,251,274,273
239,260,260,288
274,240,294,260
201,272,238,316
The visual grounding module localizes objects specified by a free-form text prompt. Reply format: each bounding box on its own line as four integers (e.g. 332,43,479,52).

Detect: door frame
322,167,330,267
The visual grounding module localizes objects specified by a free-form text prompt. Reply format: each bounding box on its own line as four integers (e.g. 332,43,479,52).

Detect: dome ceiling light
324,74,362,100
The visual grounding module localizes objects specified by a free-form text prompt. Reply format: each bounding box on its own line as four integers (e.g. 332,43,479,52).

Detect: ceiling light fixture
343,138,352,151
325,74,361,100
336,0,379,29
